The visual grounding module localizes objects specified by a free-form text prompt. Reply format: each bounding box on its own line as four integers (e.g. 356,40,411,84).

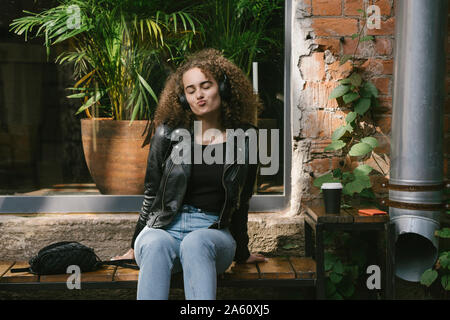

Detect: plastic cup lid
321,182,343,189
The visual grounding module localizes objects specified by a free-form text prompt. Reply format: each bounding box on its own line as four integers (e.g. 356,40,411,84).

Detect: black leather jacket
131,122,259,263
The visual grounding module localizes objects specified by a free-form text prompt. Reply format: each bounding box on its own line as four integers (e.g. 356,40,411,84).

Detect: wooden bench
0,257,317,295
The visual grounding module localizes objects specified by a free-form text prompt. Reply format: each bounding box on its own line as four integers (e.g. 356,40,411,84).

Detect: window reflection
0,0,285,197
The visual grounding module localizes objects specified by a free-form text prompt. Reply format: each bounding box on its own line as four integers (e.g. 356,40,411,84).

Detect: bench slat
0,261,15,280
80,266,116,282
0,257,317,288
114,266,139,282
0,262,38,283
39,274,69,283
288,257,316,279
39,265,117,283
223,261,259,280
257,257,295,279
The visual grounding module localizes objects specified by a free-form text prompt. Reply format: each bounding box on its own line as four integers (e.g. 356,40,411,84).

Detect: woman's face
182,67,222,119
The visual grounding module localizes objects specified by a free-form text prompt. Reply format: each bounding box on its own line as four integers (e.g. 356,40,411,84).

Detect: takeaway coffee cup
321,182,343,214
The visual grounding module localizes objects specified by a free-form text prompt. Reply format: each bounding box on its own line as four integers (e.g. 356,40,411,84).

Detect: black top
183,142,226,214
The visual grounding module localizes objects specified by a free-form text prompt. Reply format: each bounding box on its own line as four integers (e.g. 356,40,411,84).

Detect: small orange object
358,209,388,216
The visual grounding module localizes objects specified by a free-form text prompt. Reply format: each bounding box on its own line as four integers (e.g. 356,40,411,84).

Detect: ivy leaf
324,252,337,271
339,54,352,66
354,98,371,115
332,126,348,141
333,260,344,275
330,272,343,284
342,184,354,196
332,168,343,179
360,35,374,42
435,228,450,238
353,164,373,176
441,275,450,290
351,33,359,40
343,181,361,195
439,252,450,269
360,188,376,199
344,123,354,133
363,81,379,98
420,269,438,287
343,92,360,104
340,203,353,209
349,142,373,156
343,175,371,195
325,278,337,296
361,137,379,149
356,174,372,188
329,85,350,100
342,171,354,182
345,111,357,123
324,140,346,152
339,78,352,85
349,73,362,87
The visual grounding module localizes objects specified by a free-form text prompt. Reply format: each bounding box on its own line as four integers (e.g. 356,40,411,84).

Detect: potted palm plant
10,0,197,194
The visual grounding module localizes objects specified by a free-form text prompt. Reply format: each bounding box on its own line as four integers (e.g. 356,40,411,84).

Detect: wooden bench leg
315,223,325,300
384,221,396,300
304,219,314,258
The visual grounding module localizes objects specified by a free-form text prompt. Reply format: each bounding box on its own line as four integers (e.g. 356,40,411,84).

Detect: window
0,0,292,213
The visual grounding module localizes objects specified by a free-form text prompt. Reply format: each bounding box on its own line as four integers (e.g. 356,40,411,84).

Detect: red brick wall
298,0,448,208
296,0,395,208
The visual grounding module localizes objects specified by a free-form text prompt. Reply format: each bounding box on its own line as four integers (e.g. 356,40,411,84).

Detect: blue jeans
134,204,236,300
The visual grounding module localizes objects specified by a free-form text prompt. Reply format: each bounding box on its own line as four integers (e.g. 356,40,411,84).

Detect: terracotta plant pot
80,118,150,195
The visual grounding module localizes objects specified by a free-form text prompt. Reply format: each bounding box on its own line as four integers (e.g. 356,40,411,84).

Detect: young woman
114,48,266,300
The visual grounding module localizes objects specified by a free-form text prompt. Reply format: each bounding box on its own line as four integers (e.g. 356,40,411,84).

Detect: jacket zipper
161,160,175,211
218,159,236,227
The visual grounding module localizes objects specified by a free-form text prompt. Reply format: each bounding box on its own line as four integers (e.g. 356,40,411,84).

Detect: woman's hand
245,253,267,264
111,248,135,261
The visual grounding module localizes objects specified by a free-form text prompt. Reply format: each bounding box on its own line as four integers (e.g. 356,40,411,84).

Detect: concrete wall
0,212,305,261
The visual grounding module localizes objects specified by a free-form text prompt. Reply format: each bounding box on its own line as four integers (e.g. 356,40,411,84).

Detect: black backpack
10,241,138,275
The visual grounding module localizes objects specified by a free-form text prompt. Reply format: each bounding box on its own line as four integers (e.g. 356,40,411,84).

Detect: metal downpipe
390,0,447,282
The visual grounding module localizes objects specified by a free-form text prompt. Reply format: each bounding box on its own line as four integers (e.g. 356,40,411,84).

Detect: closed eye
185,80,213,94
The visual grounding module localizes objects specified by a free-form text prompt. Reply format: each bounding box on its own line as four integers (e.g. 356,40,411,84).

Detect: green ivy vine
312,9,388,299
420,187,450,298
313,9,388,209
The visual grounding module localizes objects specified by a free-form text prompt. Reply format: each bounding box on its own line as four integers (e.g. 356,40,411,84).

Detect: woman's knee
135,228,177,262
179,229,235,261
179,230,216,260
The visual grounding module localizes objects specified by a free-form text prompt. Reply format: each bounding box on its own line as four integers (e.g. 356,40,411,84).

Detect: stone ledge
0,212,305,261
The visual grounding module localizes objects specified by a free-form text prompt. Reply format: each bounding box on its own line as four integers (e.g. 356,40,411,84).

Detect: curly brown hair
143,48,263,145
